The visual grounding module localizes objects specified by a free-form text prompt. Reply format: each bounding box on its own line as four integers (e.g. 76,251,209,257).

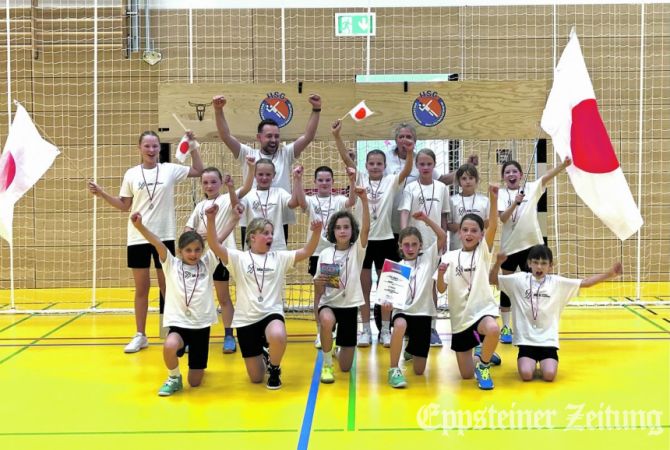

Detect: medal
372,214,377,220
140,164,159,210
185,309,191,317
181,260,200,316
258,296,264,302
249,251,269,303
149,203,154,210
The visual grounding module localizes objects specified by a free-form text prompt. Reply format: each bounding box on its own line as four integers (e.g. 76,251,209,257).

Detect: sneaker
387,367,407,388
124,333,148,353
267,365,282,390
357,330,371,347
320,364,335,384
380,329,391,348
474,345,501,366
158,375,183,396
223,335,237,354
500,325,513,344
314,333,322,349
475,362,494,390
429,328,443,347
403,350,413,361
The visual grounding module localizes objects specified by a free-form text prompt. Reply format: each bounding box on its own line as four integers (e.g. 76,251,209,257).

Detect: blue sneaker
475,363,494,390
474,345,501,366
223,335,237,354
500,325,513,344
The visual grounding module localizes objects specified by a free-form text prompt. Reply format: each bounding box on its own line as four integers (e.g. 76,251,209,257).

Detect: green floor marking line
623,305,670,333
347,350,358,432
0,428,297,437
0,302,57,334
0,313,86,366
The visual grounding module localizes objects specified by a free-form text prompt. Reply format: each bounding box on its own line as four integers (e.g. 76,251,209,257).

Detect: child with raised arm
435,185,501,390
384,211,447,388
87,130,203,353
184,158,254,353
313,187,369,384
398,148,450,348
205,206,322,390
239,160,305,251
130,212,221,397
490,245,622,382
332,119,413,347
497,157,572,344
306,166,357,348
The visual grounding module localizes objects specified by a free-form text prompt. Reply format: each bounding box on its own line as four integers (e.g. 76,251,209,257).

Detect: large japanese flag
0,103,60,245
541,30,642,241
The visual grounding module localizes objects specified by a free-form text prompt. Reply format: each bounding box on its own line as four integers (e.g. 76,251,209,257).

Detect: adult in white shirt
88,130,203,354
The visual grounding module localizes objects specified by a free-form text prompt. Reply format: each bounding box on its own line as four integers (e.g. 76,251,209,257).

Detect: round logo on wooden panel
259,92,294,128
412,91,446,127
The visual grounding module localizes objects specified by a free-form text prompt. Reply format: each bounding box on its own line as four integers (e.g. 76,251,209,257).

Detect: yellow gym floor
0,288,668,450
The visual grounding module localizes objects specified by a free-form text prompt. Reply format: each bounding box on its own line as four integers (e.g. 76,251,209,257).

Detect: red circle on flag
570,99,619,174
354,108,367,120
0,152,16,193
179,140,190,154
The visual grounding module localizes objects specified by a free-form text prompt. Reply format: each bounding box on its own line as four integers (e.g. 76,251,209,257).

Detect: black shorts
500,247,532,272
393,313,432,358
318,305,358,347
236,313,285,358
212,260,230,282
241,225,289,250
450,315,495,352
363,238,400,270
127,241,175,269
517,345,559,362
169,326,211,370
308,255,319,277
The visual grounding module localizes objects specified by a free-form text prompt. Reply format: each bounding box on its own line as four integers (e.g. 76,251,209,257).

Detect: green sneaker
158,375,183,397
403,350,413,361
475,363,494,390
388,367,407,388
500,325,513,344
320,364,335,384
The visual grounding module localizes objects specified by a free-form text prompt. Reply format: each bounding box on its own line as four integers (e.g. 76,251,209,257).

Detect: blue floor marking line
297,350,323,450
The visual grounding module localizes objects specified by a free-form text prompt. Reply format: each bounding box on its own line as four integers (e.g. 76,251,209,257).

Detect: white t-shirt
449,192,490,250
186,191,240,249
162,250,219,329
240,187,292,251
498,273,581,348
497,180,545,255
227,249,296,328
304,194,349,256
120,163,190,246
238,142,296,225
394,243,439,318
314,240,366,309
384,149,440,234
434,243,499,334
398,180,450,248
356,173,401,241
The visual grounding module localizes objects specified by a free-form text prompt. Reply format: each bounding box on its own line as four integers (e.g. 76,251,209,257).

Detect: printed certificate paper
376,259,413,309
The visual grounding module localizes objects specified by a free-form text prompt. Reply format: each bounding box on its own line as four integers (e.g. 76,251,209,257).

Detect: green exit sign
335,13,376,37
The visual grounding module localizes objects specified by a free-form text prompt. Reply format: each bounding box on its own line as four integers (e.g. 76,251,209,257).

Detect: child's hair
257,119,279,134
456,163,480,183
397,226,423,258
415,148,436,164
460,213,485,231
365,149,386,164
245,217,274,247
501,160,523,178
326,210,359,245
178,230,204,250
255,158,276,173
202,167,223,181
138,130,160,145
393,122,417,142
527,244,553,264
314,166,334,179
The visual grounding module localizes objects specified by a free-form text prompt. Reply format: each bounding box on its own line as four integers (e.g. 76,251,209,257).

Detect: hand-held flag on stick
175,134,199,163
540,29,643,241
341,100,374,122
0,103,60,245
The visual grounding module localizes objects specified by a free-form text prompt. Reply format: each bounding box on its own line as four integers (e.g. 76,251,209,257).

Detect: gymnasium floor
0,287,668,450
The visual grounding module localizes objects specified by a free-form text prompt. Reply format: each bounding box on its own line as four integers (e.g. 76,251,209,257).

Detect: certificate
376,259,413,310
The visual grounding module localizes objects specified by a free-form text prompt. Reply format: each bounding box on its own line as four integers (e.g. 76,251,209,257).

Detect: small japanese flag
346,100,374,122
175,134,200,163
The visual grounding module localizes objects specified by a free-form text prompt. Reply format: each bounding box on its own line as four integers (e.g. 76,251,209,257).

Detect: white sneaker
380,329,391,347
124,333,148,353
314,333,322,349
357,330,371,347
